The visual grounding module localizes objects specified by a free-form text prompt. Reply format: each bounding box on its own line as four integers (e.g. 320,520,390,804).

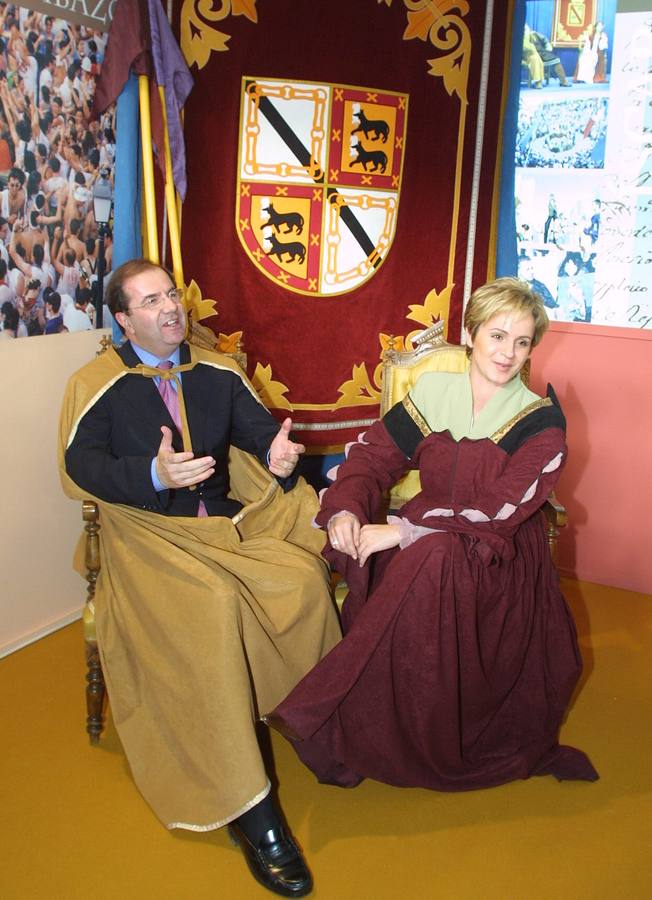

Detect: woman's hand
357,524,402,567
327,512,361,560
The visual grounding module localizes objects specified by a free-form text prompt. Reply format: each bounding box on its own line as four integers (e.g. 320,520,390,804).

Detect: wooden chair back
380,321,468,509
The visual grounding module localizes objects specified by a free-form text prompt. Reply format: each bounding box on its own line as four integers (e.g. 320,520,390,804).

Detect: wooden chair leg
542,495,568,567
85,639,106,744
82,500,106,743
545,516,559,565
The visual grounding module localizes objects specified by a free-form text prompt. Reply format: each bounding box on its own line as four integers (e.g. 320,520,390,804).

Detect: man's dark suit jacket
65,341,284,517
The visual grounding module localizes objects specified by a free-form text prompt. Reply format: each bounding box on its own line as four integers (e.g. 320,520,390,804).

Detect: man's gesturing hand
155,426,215,489
268,417,305,477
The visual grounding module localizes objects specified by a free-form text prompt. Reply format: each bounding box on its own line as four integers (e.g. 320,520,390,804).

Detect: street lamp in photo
92,172,113,328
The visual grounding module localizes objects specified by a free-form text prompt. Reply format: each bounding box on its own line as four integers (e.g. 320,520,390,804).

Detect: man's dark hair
24,150,37,175
32,244,44,266
27,277,41,291
48,156,61,173
70,218,82,235
2,304,18,333
75,286,93,307
106,259,174,333
16,118,31,142
46,290,62,313
9,167,25,186
0,258,7,279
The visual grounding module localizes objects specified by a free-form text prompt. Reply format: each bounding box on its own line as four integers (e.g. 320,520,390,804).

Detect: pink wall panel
529,322,651,594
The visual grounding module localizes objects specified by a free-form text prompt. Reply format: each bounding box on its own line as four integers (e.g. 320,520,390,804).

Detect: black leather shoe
228,822,313,897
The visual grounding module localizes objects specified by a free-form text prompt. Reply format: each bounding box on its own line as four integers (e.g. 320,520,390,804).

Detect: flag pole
138,74,159,263
177,109,184,242
158,84,184,287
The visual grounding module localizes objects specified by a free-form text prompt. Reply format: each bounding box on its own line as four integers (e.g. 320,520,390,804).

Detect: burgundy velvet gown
271,386,598,790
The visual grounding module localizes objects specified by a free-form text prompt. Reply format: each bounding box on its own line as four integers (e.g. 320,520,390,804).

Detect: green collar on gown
408,370,541,441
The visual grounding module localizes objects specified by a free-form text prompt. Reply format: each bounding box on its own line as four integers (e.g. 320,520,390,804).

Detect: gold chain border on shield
180,0,470,412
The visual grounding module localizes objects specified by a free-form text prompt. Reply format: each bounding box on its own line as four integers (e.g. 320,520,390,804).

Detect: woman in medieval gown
268,277,598,792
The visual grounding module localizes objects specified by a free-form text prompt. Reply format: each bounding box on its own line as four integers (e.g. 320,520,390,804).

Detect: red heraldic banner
179,0,509,447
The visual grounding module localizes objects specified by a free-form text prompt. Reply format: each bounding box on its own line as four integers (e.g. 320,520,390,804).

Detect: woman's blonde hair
464,276,549,350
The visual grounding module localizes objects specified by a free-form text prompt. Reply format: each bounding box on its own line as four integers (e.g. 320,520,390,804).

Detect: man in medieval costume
59,258,341,898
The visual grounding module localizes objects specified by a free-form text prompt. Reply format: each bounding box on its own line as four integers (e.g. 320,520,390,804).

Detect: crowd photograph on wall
0,3,115,340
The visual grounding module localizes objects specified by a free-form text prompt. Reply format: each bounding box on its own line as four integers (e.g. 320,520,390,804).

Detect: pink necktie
156,361,182,432
157,361,208,517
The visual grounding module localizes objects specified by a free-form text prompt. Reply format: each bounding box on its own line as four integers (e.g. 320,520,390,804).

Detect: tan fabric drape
59,346,341,830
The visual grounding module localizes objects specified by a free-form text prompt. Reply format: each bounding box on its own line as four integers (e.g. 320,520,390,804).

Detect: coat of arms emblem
236,78,409,296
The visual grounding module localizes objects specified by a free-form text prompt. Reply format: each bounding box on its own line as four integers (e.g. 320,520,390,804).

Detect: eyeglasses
126,287,184,313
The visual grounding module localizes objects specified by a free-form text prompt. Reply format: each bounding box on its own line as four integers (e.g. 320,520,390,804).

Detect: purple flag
146,0,194,200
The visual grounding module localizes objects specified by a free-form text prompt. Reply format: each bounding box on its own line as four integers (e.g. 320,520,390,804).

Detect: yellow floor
2,579,651,899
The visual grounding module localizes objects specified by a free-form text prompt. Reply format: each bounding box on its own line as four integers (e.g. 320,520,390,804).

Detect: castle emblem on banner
236,78,409,296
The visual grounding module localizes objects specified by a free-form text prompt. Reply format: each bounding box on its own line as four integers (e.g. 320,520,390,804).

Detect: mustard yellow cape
59,345,341,831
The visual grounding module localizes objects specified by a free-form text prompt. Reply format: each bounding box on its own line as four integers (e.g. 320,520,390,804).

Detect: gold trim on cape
166,781,271,832
65,345,263,452
490,397,553,444
402,393,432,439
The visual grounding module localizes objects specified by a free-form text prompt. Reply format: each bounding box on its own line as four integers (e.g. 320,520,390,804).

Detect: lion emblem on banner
236,78,409,296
